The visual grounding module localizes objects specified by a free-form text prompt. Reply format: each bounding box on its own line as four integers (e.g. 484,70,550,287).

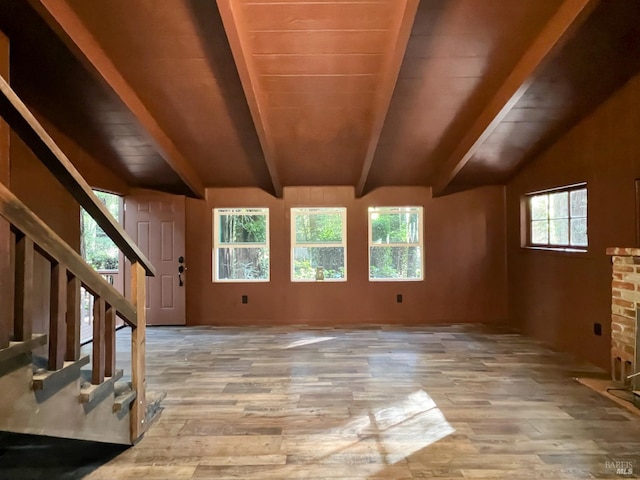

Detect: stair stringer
0,355,132,445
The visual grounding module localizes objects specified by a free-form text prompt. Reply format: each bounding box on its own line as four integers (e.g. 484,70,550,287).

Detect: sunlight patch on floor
281,337,337,349
315,389,455,467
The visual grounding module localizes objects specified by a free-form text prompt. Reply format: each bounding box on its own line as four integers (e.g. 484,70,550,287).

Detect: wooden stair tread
32,355,90,391
79,369,123,404
113,389,137,413
0,334,47,364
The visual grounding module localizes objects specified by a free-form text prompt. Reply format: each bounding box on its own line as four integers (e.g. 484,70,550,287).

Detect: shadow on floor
0,431,127,479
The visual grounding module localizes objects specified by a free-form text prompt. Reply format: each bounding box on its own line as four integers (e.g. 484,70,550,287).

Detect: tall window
80,190,122,343
291,207,347,281
81,190,120,271
527,184,587,249
369,206,423,281
213,208,269,282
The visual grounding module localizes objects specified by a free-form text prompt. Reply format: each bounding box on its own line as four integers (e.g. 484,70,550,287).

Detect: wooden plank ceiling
1,0,638,197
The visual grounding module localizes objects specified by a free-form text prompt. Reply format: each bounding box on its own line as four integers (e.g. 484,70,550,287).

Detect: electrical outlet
242,295,248,304
397,294,403,303
593,322,602,336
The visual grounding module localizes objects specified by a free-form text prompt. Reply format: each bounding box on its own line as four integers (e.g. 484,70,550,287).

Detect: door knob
178,257,186,286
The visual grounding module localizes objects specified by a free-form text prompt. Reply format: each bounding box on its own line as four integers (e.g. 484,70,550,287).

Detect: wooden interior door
124,190,186,325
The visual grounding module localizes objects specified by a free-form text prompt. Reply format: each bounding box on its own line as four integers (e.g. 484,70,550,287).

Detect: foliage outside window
369,206,423,281
213,208,269,282
81,191,120,271
291,207,346,281
80,190,122,343
528,185,587,249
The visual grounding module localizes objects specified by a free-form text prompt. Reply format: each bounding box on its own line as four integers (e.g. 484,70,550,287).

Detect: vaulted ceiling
1,0,640,198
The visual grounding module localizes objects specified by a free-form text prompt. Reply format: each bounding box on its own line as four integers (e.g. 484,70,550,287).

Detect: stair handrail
0,75,152,442
0,181,136,326
0,180,150,440
0,76,155,277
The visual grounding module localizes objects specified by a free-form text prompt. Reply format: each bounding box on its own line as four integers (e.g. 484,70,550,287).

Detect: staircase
0,76,162,445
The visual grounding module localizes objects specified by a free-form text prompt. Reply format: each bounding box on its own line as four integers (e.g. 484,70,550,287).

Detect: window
527,184,587,249
213,208,269,282
81,190,121,271
80,190,123,344
369,206,423,281
291,207,346,281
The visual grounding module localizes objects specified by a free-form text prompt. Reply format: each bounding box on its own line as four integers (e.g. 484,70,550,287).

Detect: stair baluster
65,275,81,362
105,306,116,378
92,297,106,385
48,263,66,371
13,235,33,342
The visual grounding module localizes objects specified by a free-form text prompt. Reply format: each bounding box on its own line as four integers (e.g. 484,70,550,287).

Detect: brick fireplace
606,248,640,391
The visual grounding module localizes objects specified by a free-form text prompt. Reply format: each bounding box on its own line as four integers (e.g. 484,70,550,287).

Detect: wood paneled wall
10,132,80,349
0,31,10,348
10,132,80,250
186,185,507,325
507,72,640,371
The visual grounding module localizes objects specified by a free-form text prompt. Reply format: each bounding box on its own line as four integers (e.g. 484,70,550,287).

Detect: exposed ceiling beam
216,0,282,198
356,0,418,198
30,0,206,199
431,0,597,197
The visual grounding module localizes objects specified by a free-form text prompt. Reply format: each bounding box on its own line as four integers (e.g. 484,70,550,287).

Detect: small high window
291,207,347,281
369,206,423,281
527,184,587,250
213,208,269,282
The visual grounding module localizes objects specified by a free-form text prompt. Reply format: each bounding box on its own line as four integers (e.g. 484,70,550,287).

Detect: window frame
212,207,270,283
525,183,587,252
290,207,347,282
368,206,424,282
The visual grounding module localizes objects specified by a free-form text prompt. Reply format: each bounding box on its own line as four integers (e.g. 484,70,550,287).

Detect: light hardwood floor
14,324,640,479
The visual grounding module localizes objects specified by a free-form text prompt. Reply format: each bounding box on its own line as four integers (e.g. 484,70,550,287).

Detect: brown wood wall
506,72,640,371
186,185,507,325
10,132,80,250
10,132,80,348
0,31,10,348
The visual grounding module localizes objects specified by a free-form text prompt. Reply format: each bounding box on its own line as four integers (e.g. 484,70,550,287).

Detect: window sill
213,279,270,284
291,279,347,283
522,246,589,256
369,278,423,282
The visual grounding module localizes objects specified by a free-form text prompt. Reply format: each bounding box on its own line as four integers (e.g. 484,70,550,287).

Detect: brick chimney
606,248,640,390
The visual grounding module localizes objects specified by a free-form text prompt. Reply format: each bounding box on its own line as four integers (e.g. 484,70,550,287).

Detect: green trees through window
291,208,346,281
212,206,427,283
214,208,269,282
528,185,587,249
369,207,423,280
80,191,120,271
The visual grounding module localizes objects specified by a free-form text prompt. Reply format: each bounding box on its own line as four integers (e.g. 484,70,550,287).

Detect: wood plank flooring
26,325,640,478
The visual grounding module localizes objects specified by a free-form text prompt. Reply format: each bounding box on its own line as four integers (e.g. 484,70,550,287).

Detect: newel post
130,261,147,442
